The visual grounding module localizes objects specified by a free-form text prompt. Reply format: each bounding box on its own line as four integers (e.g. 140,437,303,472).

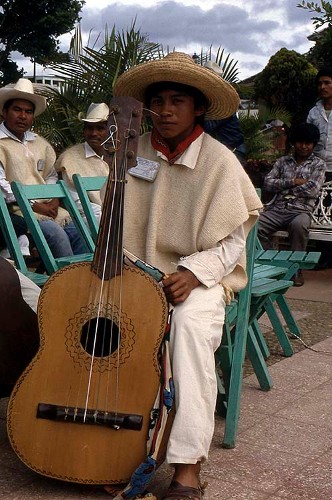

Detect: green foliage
34,23,163,152
297,1,332,68
307,26,332,67
239,106,291,160
0,0,84,77
0,57,23,86
297,1,332,28
254,48,317,120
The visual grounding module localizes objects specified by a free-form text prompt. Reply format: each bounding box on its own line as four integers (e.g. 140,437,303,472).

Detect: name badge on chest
37,159,45,171
128,157,160,182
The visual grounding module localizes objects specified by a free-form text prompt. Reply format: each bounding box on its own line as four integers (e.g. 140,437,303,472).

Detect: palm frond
34,22,163,152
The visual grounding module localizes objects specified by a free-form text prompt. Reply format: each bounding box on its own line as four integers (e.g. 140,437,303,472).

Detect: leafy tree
0,0,84,76
297,1,332,28
297,1,332,68
0,57,23,86
254,48,317,121
307,27,332,67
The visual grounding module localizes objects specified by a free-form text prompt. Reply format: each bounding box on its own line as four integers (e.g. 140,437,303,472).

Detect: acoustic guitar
7,97,169,485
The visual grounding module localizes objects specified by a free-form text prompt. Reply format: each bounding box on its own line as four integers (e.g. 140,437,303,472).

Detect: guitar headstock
103,96,143,172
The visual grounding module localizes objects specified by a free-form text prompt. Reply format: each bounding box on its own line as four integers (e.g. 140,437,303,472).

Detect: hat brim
0,89,46,117
112,52,240,120
78,113,108,123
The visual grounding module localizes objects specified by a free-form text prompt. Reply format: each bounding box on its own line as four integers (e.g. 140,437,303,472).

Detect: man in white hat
55,102,110,222
0,78,86,259
109,53,262,499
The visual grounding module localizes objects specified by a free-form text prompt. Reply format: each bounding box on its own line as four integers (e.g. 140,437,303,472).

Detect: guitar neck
91,96,143,280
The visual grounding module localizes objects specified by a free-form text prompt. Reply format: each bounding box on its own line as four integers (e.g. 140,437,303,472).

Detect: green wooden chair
11,180,95,276
215,222,294,448
251,260,299,358
251,188,320,354
72,174,107,243
0,190,48,286
255,238,321,343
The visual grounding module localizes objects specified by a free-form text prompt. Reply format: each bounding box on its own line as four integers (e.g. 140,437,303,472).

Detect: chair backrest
11,180,95,275
0,190,28,272
231,220,257,339
0,191,48,286
72,174,107,242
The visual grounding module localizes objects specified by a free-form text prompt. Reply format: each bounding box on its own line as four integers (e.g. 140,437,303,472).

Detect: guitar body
7,261,168,484
0,257,39,396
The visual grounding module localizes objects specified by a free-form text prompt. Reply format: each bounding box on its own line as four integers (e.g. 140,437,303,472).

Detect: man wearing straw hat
55,102,110,223
0,78,85,258
112,52,261,500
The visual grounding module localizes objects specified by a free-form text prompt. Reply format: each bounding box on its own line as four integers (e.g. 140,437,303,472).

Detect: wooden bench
272,180,332,245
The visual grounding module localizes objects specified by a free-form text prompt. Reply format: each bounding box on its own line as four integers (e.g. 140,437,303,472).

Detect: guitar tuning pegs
110,105,120,115
125,129,137,139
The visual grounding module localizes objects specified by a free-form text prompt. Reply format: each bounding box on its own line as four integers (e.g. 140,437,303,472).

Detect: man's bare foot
172,462,201,489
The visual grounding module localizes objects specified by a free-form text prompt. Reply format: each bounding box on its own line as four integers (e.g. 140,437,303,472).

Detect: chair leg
264,298,294,357
246,326,273,391
276,295,302,337
221,329,247,449
251,319,270,359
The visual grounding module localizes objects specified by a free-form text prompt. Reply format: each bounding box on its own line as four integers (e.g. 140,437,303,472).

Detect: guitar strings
83,116,120,420
82,108,136,422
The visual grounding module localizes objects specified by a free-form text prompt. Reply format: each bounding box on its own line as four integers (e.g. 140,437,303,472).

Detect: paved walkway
0,269,331,499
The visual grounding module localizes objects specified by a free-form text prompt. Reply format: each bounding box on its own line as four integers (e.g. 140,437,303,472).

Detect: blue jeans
39,220,88,258
39,220,73,258
63,221,89,255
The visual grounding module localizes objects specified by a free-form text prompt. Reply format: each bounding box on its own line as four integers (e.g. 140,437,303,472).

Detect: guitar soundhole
80,317,120,357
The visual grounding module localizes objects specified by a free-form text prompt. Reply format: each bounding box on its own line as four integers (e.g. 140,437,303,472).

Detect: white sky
19,0,316,81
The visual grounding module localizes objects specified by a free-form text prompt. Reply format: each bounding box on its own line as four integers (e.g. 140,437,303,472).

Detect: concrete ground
0,268,331,499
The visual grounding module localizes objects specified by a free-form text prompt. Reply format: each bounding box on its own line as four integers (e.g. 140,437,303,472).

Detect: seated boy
258,122,326,286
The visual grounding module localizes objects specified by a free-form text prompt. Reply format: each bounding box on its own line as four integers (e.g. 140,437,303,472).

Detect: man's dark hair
315,67,332,85
289,122,320,146
3,98,35,113
145,81,208,124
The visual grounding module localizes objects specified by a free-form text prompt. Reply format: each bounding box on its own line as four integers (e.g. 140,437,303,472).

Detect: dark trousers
0,213,28,249
258,206,311,251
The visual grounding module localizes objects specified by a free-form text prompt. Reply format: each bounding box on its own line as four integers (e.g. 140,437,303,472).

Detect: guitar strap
123,248,165,282
114,257,175,500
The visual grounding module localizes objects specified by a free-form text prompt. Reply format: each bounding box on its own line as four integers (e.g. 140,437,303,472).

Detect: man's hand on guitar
162,268,200,305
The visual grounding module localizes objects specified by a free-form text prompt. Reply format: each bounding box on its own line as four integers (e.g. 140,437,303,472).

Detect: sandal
162,480,206,500
103,484,157,499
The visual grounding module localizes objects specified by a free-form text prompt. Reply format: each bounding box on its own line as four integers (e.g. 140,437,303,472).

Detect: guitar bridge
37,403,143,431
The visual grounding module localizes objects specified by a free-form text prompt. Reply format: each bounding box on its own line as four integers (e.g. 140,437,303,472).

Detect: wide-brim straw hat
78,102,110,122
113,52,240,119
0,78,46,116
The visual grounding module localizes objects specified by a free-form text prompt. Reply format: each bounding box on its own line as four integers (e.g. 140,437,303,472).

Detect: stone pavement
0,269,332,499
